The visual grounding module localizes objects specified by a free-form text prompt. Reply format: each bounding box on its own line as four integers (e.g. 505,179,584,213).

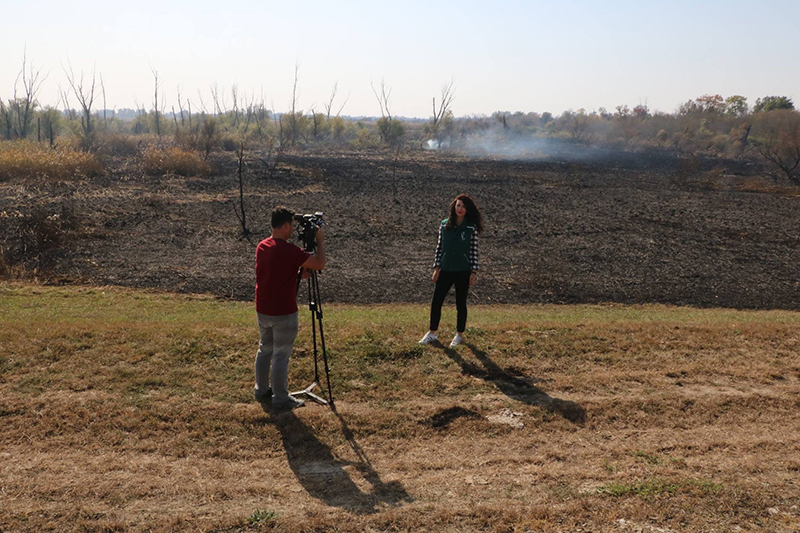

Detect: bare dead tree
287,62,301,146
755,112,800,185
252,90,269,140
371,78,393,120
59,87,76,121
3,51,47,139
176,86,186,126
371,79,405,203
210,83,225,116
100,73,108,129
132,96,144,117
254,98,284,180
430,79,455,142
63,61,98,140
372,78,405,149
231,84,239,127
151,68,162,136
323,81,350,119
233,99,256,237
131,96,147,134
196,90,209,115
234,140,250,237
0,100,10,139
323,82,338,120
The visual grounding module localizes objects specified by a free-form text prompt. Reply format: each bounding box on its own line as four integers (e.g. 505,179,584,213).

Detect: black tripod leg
312,272,335,406
291,271,328,405
308,275,320,384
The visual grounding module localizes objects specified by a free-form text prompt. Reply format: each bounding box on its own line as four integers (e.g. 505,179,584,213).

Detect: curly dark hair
445,194,483,233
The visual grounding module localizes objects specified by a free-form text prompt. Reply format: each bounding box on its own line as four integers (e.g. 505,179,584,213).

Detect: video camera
294,211,323,252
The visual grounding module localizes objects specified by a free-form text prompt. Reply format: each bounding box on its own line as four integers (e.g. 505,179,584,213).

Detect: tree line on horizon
1,55,799,185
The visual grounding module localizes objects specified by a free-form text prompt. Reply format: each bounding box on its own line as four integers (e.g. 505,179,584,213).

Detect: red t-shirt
255,237,311,316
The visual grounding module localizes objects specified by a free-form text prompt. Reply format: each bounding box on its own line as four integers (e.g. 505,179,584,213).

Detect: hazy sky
2,0,799,118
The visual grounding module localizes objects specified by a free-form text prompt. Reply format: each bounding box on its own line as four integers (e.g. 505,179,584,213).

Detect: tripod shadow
262,404,412,514
444,343,586,424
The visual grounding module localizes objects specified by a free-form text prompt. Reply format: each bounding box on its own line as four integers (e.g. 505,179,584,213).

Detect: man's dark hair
271,206,294,228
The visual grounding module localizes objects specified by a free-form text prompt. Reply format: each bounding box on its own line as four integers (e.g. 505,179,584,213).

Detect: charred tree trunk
234,143,250,236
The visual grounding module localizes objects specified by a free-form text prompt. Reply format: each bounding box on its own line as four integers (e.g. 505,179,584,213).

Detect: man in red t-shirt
254,207,326,409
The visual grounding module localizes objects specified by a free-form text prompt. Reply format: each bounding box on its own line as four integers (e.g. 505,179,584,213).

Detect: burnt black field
2,149,799,309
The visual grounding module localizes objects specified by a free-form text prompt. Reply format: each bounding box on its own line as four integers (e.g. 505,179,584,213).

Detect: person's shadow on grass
443,342,586,424
262,404,412,514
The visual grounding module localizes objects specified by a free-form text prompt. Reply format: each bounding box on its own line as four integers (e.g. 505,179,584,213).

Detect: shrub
0,140,104,181
221,136,237,152
140,146,213,177
751,109,800,184
376,116,405,148
99,133,143,157
349,127,381,150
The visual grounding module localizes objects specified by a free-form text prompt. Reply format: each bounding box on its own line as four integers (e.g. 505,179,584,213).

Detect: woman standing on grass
419,194,483,348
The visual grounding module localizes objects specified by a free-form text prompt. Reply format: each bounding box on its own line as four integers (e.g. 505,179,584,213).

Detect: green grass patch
598,479,678,498
630,450,662,465
248,508,277,526
598,478,723,499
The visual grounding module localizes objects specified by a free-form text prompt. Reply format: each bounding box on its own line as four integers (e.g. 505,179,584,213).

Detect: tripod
291,268,334,407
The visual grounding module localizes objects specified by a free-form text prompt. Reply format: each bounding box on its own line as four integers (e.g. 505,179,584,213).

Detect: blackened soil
2,149,798,309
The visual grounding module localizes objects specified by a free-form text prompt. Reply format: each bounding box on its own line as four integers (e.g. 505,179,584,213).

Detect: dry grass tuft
0,140,104,181
140,145,213,177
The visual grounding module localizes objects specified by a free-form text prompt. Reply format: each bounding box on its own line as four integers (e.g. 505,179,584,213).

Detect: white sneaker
449,334,463,348
419,332,438,345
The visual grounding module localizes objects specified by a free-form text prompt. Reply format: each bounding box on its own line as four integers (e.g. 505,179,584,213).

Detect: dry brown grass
1,284,799,532
0,140,104,181
734,176,800,196
140,146,213,177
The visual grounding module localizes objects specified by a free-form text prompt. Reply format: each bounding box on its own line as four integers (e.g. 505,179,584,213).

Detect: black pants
429,271,471,333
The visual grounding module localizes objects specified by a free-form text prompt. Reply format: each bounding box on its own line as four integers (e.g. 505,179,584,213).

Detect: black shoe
272,396,305,410
254,387,272,403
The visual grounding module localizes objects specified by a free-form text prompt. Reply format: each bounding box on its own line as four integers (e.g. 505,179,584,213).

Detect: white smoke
454,130,600,161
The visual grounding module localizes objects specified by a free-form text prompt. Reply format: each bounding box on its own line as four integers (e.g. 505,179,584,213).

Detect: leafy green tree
725,95,749,117
1,98,39,139
695,94,726,114
568,108,591,142
199,115,220,159
377,116,405,148
37,106,62,146
329,116,346,141
753,96,794,113
613,105,637,144
281,111,309,145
